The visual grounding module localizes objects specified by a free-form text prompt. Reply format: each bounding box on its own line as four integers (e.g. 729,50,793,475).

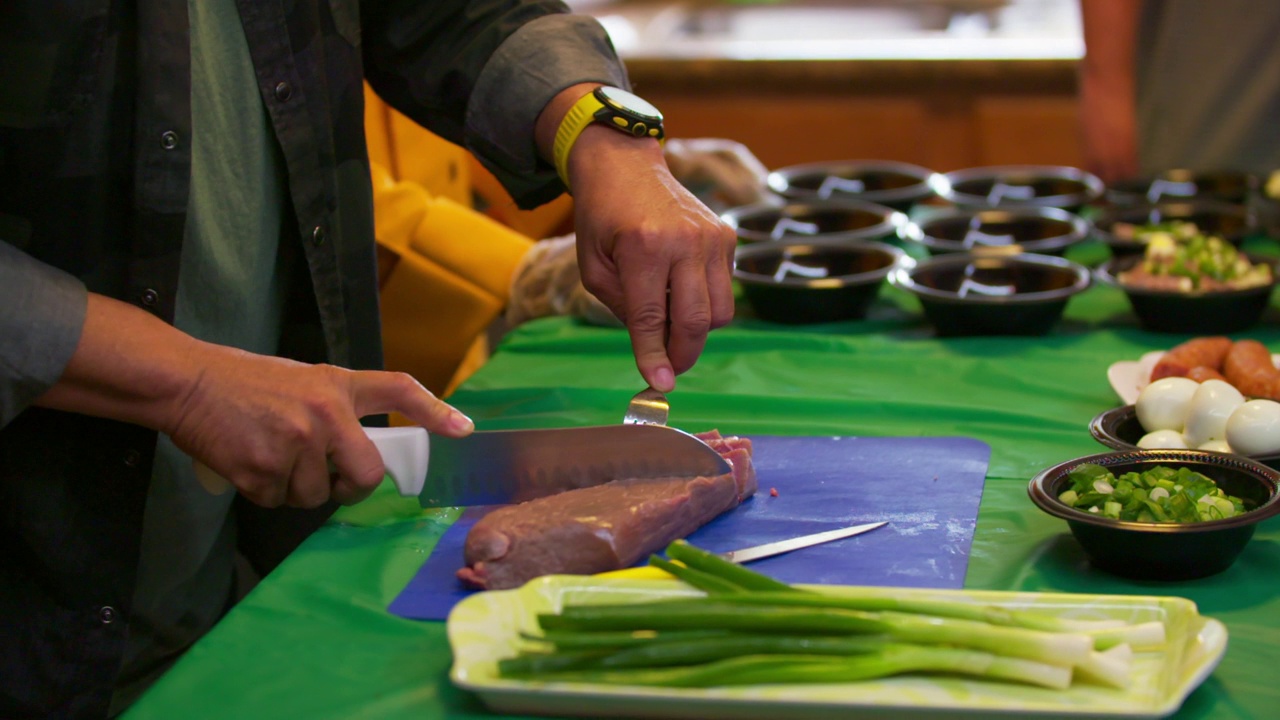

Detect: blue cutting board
388,435,991,621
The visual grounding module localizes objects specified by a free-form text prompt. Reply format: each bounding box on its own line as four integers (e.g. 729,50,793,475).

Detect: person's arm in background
363,2,736,393
1078,0,1143,183
2,241,472,509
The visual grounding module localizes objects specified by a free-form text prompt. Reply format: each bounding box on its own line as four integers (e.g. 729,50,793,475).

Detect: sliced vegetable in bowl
1116,231,1271,292
1029,449,1280,580
1093,200,1253,258
1110,219,1203,245
1095,252,1278,334
1057,463,1250,523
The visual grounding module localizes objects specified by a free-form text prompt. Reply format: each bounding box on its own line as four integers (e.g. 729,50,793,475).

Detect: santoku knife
366,424,732,507
194,424,731,504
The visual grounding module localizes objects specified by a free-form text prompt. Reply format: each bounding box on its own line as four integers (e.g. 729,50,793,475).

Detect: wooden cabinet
628,58,1083,173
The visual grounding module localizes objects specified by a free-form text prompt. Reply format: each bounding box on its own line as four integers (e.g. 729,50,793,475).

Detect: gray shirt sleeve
0,240,88,427
466,13,630,209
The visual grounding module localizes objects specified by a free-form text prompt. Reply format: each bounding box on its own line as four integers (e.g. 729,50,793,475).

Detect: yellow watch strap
552,90,605,189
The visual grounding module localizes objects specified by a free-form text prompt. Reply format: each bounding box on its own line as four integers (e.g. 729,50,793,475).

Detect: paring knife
366,424,732,507
719,521,889,563
596,521,889,580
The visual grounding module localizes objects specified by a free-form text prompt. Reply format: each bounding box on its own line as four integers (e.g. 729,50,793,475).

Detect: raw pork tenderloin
457,431,755,590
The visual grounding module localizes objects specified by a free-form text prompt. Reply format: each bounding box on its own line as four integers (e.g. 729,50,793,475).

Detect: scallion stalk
508,648,1072,690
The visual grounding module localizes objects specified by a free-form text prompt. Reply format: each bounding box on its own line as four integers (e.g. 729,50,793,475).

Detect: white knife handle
363,426,429,497
193,426,430,498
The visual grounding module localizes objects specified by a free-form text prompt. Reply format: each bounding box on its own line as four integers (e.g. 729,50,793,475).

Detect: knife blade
719,521,888,563
366,424,732,508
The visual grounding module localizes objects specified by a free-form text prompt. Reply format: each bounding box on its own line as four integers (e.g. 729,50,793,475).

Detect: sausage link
1185,366,1228,383
1150,336,1234,381
1223,339,1280,401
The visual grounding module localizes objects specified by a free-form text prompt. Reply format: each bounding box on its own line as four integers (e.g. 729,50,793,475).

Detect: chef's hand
35,293,474,509
533,84,738,392
567,126,737,392
160,345,473,508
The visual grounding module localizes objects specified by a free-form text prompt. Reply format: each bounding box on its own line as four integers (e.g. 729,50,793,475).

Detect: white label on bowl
986,182,1037,204
957,278,1017,297
817,176,866,199
770,218,821,239
1146,178,1198,202
772,259,831,282
963,229,1017,247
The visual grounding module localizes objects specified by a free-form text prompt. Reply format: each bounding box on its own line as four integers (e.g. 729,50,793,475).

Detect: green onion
506,648,1072,690
1087,621,1166,651
520,628,733,650
664,539,802,593
645,554,745,595
504,634,888,675
1074,643,1133,689
1060,464,1249,523
538,599,1092,665
707,590,1129,639
497,540,1163,694
538,599,888,635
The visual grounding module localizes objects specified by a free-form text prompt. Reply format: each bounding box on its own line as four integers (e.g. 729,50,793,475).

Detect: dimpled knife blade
416,424,731,507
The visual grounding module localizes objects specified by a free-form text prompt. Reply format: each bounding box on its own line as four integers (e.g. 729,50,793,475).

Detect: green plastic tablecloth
125,244,1280,720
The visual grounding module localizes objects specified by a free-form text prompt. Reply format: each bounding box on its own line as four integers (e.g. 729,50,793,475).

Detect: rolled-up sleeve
465,14,629,208
362,1,628,209
0,241,87,426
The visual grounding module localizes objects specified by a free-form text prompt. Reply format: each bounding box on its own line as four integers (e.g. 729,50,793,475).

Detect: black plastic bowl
1106,169,1257,206
1094,200,1253,258
721,199,906,245
902,206,1090,257
734,239,904,324
890,251,1091,336
1095,253,1277,334
1089,405,1280,471
1028,449,1280,580
938,165,1104,211
766,160,943,212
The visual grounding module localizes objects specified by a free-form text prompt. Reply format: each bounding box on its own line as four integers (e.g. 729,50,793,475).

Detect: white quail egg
1182,380,1246,447
1137,429,1188,449
1226,399,1280,456
1136,376,1199,432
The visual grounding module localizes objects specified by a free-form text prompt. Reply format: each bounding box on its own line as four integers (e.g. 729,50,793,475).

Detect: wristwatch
553,86,665,187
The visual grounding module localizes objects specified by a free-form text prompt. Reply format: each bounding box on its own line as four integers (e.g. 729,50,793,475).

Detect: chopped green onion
1059,464,1250,523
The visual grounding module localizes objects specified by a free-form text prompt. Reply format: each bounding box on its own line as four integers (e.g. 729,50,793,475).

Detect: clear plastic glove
663,137,770,211
506,234,621,329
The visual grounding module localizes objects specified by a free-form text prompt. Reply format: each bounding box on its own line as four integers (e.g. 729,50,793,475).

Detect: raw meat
457,430,756,590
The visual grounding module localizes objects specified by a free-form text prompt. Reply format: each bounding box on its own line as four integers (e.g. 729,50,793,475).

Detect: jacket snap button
160,130,179,150
274,81,292,102
311,225,326,246
140,289,159,307
99,606,116,624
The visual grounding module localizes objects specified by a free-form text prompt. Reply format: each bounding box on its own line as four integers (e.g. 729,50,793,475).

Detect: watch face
597,86,662,121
